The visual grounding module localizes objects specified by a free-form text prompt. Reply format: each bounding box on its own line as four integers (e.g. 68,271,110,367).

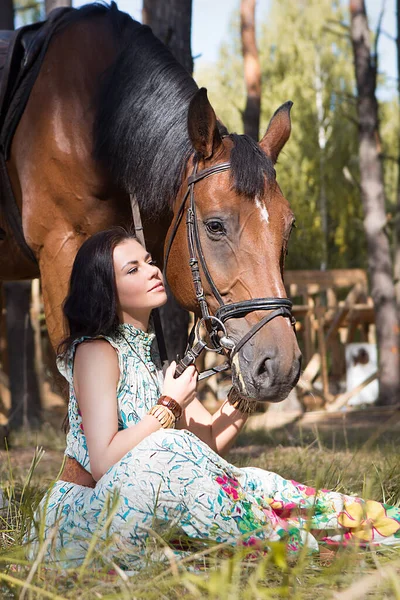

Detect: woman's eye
205,220,225,236
148,260,157,266
127,267,138,274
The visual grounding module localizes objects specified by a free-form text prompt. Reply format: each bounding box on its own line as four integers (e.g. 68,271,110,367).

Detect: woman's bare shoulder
74,339,119,381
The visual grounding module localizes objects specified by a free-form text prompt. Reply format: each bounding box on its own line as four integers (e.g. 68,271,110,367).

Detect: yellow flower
338,500,400,542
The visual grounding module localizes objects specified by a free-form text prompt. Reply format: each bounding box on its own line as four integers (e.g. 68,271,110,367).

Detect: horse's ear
188,88,222,159
259,101,293,163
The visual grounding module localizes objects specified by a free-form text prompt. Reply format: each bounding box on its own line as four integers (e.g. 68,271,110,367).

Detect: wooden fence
0,269,378,424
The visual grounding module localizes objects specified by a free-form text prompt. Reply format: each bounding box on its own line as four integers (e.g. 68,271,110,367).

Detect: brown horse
0,4,301,402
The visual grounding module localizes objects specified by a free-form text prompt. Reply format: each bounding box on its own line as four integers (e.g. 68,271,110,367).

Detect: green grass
1,421,400,599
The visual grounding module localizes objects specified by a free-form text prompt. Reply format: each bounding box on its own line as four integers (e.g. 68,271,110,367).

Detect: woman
27,228,400,569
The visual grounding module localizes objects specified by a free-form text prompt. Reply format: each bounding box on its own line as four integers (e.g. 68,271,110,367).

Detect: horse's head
165,89,301,402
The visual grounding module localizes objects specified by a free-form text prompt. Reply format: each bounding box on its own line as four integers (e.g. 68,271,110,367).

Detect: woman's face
113,239,167,323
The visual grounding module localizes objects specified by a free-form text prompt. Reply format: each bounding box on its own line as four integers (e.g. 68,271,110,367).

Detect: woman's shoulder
73,339,120,389
57,334,124,386
75,337,117,357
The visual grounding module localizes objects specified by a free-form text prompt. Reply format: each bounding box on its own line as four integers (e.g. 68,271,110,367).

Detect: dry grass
0,413,400,599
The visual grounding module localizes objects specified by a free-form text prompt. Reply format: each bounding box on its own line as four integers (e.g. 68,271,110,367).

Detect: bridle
163,158,295,377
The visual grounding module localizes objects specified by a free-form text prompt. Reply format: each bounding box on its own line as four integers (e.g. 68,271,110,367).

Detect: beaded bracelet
148,404,176,429
157,395,183,421
227,387,257,414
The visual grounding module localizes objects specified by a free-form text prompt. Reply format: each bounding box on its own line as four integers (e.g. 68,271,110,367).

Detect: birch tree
395,0,400,309
350,0,400,405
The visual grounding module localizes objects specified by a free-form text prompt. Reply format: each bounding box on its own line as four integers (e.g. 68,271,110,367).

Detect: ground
0,400,400,599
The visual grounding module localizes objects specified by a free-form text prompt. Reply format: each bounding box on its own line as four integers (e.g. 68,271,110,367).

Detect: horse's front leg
38,231,83,351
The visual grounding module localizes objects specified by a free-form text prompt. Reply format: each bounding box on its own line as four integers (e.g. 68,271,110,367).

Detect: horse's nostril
255,355,274,379
254,355,301,384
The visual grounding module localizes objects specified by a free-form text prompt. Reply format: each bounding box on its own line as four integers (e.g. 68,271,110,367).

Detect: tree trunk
394,0,400,311
240,0,261,141
142,0,193,74
350,0,400,405
142,0,192,360
45,0,71,16
0,0,14,30
4,282,41,429
315,51,329,270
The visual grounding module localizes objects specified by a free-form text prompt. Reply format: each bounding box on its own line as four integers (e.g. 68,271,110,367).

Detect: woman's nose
149,263,159,277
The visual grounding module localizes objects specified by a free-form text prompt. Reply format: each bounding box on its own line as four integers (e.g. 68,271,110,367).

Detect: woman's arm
176,397,248,457
74,340,162,481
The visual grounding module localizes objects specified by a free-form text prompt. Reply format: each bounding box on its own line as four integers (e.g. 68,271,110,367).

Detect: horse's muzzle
232,348,302,403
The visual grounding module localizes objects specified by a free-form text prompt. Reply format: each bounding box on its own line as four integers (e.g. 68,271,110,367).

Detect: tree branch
333,89,357,103
343,165,361,189
326,18,350,29
337,107,359,126
374,0,387,60
322,25,350,39
380,153,400,163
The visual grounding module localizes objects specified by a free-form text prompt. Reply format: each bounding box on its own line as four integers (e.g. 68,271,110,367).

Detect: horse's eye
205,220,225,237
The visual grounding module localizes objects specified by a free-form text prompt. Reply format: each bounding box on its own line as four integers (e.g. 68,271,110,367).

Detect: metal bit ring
195,316,232,352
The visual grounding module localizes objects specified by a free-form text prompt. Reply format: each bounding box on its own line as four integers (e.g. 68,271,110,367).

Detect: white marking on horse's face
232,354,247,394
255,195,269,224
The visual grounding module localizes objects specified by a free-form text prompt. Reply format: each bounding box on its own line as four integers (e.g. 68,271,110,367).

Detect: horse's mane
70,3,275,217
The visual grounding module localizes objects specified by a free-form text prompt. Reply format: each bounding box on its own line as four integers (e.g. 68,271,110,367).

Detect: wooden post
325,283,364,344
316,302,331,403
31,279,45,406
303,292,315,367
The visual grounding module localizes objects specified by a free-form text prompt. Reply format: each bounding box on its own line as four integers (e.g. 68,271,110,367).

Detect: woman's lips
149,282,164,292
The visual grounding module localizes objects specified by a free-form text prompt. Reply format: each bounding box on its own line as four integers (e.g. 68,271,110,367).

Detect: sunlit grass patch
0,423,399,599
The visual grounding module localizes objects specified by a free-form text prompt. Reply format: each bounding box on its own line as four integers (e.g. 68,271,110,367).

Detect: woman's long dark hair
58,227,136,431
58,227,137,360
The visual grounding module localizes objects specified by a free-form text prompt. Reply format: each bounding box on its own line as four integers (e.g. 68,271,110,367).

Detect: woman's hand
162,361,198,410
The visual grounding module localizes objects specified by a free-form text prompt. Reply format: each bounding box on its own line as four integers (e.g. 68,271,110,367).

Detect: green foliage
195,0,396,271
14,0,44,27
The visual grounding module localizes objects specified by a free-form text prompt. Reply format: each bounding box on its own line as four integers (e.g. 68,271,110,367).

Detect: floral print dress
27,323,400,568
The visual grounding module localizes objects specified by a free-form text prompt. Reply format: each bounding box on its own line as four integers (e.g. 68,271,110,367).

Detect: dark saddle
0,7,74,258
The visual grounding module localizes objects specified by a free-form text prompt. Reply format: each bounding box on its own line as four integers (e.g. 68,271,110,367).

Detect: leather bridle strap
188,165,227,309
130,193,145,246
164,161,232,281
216,298,294,321
230,306,294,359
187,161,231,185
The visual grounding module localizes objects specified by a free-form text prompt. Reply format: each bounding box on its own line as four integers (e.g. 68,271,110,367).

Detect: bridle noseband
164,159,295,377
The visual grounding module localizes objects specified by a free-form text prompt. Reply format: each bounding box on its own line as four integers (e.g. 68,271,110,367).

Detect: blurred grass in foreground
0,421,399,599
